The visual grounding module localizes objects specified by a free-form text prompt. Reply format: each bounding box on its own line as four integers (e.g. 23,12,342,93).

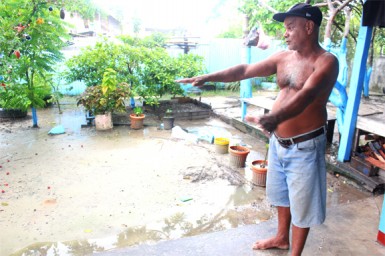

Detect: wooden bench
241,96,337,144
353,113,385,151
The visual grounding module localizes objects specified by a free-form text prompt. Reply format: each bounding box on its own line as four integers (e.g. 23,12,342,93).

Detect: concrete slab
97,195,385,256
2,95,384,255
94,95,385,255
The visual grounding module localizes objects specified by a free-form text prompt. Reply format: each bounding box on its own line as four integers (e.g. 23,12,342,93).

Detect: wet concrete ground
0,97,380,255
97,194,385,256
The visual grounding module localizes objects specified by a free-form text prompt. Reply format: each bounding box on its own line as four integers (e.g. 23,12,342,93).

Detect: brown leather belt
275,126,325,148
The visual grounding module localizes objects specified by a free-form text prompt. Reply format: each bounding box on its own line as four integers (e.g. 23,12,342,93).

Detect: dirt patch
182,162,245,186
0,115,34,134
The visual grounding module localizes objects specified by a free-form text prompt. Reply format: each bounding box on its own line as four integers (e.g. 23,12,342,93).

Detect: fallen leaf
180,196,193,202
43,199,57,205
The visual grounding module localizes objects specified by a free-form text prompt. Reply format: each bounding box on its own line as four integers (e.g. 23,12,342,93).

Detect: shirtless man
176,3,338,255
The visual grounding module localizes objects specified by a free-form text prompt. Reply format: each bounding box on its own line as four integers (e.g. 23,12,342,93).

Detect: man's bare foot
252,237,290,250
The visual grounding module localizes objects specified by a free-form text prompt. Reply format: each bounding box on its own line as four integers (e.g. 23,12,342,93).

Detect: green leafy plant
262,143,269,168
77,68,131,115
65,35,206,106
225,81,241,92
132,106,143,116
165,108,173,117
44,74,65,114
0,83,31,111
65,38,136,87
0,0,74,126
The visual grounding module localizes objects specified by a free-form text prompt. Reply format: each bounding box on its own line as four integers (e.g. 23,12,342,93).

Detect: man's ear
306,20,315,35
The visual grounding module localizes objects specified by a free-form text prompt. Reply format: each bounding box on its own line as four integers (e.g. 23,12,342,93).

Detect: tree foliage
64,35,206,106
0,0,69,112
0,0,99,127
239,0,295,39
55,0,99,20
239,0,384,59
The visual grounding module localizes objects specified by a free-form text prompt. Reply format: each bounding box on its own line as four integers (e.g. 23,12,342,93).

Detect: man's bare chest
276,60,315,90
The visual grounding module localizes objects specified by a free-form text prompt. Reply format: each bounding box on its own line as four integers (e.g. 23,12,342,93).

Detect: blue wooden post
31,107,38,128
337,37,349,88
240,46,252,121
130,97,135,108
326,37,348,134
363,67,372,97
378,196,385,246
337,23,373,162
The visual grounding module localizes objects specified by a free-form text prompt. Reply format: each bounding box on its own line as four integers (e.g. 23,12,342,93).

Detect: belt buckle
277,138,291,148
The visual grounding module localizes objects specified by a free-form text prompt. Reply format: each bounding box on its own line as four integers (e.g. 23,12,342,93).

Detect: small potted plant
163,108,174,130
251,143,269,187
77,68,131,130
130,106,145,129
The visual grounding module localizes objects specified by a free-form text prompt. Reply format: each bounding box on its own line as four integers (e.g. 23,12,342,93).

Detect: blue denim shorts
266,132,327,228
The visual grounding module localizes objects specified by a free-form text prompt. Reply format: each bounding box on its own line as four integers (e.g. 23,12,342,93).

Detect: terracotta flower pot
130,113,145,129
229,145,250,168
251,160,268,187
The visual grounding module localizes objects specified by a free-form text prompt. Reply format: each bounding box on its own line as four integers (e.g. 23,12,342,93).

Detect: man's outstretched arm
175,52,281,86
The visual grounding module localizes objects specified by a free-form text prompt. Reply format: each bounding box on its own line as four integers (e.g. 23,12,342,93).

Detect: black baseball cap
273,3,323,26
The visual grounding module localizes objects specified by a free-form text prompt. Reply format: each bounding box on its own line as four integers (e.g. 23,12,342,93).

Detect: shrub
65,35,206,106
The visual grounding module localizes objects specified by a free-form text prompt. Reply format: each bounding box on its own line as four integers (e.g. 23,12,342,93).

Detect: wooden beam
337,22,373,162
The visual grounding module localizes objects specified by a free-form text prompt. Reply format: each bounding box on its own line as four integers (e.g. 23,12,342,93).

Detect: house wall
168,38,283,74
371,55,385,90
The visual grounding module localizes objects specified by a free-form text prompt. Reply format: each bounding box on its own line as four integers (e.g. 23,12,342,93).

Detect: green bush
77,68,132,115
0,83,31,111
65,35,206,106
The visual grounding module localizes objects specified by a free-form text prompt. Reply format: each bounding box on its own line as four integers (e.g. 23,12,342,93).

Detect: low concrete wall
371,55,385,91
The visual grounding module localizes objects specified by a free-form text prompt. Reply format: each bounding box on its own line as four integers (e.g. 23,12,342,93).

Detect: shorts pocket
297,139,316,151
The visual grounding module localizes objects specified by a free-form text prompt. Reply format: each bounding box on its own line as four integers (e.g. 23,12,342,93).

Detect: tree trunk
323,0,355,44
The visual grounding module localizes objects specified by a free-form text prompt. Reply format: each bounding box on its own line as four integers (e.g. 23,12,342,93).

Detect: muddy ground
0,98,373,256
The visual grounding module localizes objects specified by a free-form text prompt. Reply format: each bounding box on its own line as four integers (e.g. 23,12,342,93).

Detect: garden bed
145,97,212,120
0,108,28,119
111,97,212,126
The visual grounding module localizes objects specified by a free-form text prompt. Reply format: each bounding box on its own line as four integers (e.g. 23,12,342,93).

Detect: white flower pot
95,112,113,131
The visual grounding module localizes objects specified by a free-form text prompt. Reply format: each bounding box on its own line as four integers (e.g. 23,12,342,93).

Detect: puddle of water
1,104,276,256
326,175,372,207
11,184,272,256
